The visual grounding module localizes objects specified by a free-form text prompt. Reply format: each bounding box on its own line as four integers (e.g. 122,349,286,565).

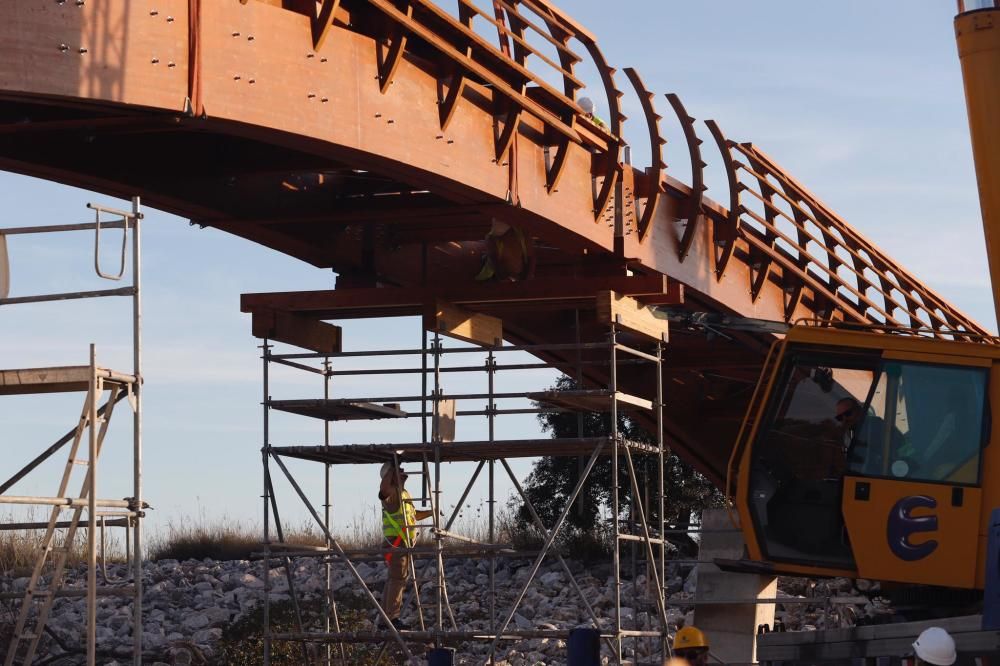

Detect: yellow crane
728,1,1000,591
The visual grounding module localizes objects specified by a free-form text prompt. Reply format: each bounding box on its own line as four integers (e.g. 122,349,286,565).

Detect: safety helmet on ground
379,462,406,480
673,625,709,651
913,627,957,666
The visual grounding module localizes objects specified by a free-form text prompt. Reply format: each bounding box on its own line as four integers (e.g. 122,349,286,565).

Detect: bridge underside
0,0,986,484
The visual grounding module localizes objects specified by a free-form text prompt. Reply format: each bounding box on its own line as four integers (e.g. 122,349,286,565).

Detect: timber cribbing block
424,300,502,347
596,290,669,342
240,273,680,319
251,308,343,353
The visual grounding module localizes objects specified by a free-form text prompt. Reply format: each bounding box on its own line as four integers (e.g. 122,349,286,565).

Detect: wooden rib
438,67,467,132
495,103,523,161
513,0,596,43
311,0,343,51
739,146,778,302
624,68,666,241
546,135,571,191
740,185,912,322
735,143,987,334
665,93,706,262
495,0,583,63
455,0,583,89
377,3,412,94
704,119,739,279
406,0,584,117
593,153,619,220
739,206,908,328
734,156,961,333
367,0,581,143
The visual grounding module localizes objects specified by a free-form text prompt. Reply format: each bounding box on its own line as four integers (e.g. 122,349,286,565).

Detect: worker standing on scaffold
379,461,432,631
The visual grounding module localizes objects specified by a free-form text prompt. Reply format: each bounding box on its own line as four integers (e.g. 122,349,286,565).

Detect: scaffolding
0,198,145,666
255,292,675,665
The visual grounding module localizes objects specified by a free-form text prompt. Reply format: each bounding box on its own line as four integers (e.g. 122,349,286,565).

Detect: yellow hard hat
674,626,709,651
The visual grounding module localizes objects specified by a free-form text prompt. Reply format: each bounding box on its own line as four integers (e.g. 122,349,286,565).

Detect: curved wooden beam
704,119,740,280
623,67,665,242
665,93,706,261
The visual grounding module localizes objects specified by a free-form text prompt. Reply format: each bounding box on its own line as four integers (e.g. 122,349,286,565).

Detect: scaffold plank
527,389,653,412
268,399,407,421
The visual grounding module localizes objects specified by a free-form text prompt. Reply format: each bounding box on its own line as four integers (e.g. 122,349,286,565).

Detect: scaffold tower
0,198,146,666
247,287,675,664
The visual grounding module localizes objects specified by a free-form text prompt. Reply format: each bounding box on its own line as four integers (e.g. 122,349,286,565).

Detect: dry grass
1,499,540,569
0,510,124,575
148,514,336,562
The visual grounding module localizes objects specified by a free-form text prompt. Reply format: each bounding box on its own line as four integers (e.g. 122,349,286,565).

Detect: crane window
747,352,878,568
851,362,988,485
747,351,989,568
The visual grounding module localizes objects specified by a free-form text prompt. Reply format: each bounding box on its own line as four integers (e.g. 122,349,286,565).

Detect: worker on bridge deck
379,461,432,631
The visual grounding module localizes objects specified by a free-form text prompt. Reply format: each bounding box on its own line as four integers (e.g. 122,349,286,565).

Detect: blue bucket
428,647,456,666
568,627,601,665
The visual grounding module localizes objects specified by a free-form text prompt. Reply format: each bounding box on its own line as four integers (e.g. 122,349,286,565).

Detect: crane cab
733,326,1000,589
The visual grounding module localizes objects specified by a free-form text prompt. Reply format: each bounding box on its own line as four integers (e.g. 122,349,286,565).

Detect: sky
0,2,992,545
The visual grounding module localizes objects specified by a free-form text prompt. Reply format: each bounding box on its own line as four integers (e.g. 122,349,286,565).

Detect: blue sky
0,2,991,541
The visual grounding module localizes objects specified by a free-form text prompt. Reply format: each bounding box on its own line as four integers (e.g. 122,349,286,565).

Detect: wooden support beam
0,366,133,395
424,300,502,347
251,309,343,353
596,290,669,342
241,274,675,319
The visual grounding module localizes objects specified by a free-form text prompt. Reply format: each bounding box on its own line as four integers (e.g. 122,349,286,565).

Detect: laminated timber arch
0,0,988,483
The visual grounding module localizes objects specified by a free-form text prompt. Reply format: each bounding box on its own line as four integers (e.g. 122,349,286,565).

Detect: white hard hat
578,96,595,114
913,627,957,666
380,462,406,479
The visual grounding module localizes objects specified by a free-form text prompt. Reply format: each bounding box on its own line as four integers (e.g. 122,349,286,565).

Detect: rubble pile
0,558,890,665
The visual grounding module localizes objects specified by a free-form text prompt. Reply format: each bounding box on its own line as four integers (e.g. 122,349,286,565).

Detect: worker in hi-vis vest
378,461,432,630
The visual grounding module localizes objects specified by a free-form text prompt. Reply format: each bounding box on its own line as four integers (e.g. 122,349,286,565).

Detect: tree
514,376,723,537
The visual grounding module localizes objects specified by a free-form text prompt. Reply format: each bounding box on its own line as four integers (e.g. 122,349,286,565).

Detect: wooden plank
269,399,407,421
434,399,457,443
241,274,672,318
596,290,669,342
251,309,342,353
272,436,616,464
425,300,502,347
0,366,92,395
528,389,652,412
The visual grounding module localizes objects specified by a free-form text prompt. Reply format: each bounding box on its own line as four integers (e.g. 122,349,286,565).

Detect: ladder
4,380,122,666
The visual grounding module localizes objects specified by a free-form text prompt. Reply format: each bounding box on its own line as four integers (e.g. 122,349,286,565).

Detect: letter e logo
886,495,939,561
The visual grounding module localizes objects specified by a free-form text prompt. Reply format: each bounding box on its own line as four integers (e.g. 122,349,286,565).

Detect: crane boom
956,1,1000,324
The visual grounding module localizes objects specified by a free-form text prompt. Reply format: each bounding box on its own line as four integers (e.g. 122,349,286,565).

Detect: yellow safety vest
382,489,417,546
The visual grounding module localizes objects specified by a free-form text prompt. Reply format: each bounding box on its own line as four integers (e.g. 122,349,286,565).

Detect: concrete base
693,509,777,664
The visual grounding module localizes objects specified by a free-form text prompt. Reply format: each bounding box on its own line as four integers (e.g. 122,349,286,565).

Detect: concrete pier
694,509,777,664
